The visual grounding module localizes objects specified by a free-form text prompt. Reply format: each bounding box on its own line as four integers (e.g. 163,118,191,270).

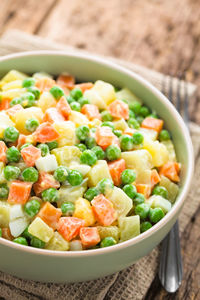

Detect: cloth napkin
0,30,199,300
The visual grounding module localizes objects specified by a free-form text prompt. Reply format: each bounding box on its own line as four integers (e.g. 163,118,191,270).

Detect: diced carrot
56,96,71,119
1,228,13,240
43,107,65,123
0,98,10,111
8,180,32,204
35,77,56,93
151,169,161,187
80,227,100,247
6,104,23,118
124,128,135,136
75,82,94,93
159,162,180,182
21,145,41,167
108,100,129,120
56,73,75,90
33,122,59,143
91,194,117,226
81,104,101,120
108,158,126,186
37,202,62,230
0,141,7,163
136,184,151,198
57,217,85,241
16,134,27,149
141,117,164,133
95,126,118,150
33,171,60,195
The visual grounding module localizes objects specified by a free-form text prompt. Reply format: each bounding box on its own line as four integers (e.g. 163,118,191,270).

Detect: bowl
0,51,194,283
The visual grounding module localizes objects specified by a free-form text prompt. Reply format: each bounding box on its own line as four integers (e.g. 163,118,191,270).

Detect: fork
158,75,189,293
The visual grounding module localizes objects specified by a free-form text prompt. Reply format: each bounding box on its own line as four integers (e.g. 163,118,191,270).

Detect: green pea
101,122,115,130
78,97,90,107
122,184,137,199
22,167,39,183
101,111,113,122
129,109,135,119
84,187,100,201
136,116,144,125
21,92,36,108
91,146,105,160
121,169,136,185
70,88,83,100
97,178,114,194
140,106,150,117
148,113,158,119
0,228,2,237
100,237,117,248
67,170,83,186
22,77,36,88
80,150,97,166
130,101,141,114
22,227,33,240
50,86,64,100
140,221,152,233
135,203,150,219
85,136,96,149
61,202,75,216
10,97,22,107
120,135,134,151
66,95,75,104
20,143,31,151
54,166,68,182
113,129,122,137
4,166,20,181
152,186,168,199
4,126,19,143
133,193,145,205
42,188,59,202
106,145,121,161
46,140,58,151
30,237,45,248
6,146,21,163
25,118,39,132
0,183,9,199
149,207,165,223
13,237,28,246
76,125,90,141
37,143,49,157
27,86,40,100
70,101,81,112
91,127,96,133
132,132,144,145
24,199,41,217
159,130,170,141
128,118,140,129
76,143,87,152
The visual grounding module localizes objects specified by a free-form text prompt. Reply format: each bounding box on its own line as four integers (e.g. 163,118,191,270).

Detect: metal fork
158,75,189,293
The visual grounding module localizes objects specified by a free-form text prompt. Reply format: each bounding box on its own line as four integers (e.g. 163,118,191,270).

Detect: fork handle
158,221,183,293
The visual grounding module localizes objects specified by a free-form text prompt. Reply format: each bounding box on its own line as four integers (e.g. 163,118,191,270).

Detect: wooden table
0,1,200,299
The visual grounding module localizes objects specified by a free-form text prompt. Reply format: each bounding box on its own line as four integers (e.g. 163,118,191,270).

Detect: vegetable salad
0,70,180,251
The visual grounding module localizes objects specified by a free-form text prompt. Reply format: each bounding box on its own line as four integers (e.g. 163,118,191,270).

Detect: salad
0,70,180,251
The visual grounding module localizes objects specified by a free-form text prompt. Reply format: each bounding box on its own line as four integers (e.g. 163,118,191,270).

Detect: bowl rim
0,50,194,257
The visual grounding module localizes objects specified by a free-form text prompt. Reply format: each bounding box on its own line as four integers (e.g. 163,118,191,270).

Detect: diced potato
0,201,10,227
87,160,112,187
53,121,76,147
121,150,153,173
93,80,116,105
97,226,119,242
136,169,151,184
159,175,179,203
139,128,158,141
28,217,54,243
0,70,27,87
0,88,26,100
69,161,91,177
37,92,57,112
0,111,14,138
0,162,6,183
88,118,102,129
119,215,140,242
161,140,177,162
69,240,83,251
113,119,128,131
33,72,53,80
10,204,25,221
2,80,22,91
9,217,28,237
58,179,88,205
52,146,81,166
150,195,172,213
116,88,142,104
13,107,43,134
74,197,95,226
45,231,69,251
107,187,133,218
35,154,58,172
143,139,169,167
68,111,89,127
84,89,106,109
